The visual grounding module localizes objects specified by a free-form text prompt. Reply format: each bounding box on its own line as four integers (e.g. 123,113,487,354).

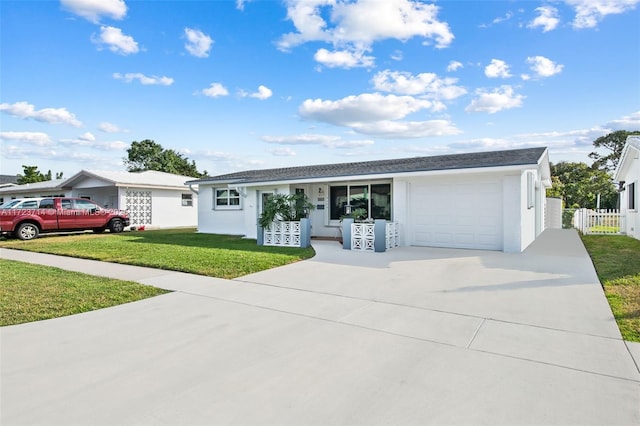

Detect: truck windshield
0,200,23,209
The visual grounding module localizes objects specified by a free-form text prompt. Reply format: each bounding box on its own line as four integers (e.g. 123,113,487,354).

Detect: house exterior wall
149,188,198,228
71,177,112,188
619,149,639,239
195,164,548,252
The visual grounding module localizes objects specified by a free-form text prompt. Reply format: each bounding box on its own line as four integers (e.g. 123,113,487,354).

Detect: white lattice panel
263,221,302,247
125,190,152,226
386,222,399,249
351,223,375,251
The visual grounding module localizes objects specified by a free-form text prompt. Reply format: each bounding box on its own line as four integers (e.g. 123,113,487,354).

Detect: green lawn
581,234,640,342
0,259,169,326
0,228,315,279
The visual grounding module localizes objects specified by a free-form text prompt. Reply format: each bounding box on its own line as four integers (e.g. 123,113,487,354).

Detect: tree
589,130,640,173
124,139,206,178
16,165,63,184
547,162,618,209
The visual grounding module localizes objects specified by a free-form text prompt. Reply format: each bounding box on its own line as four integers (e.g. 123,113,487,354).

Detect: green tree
547,162,618,209
124,139,206,178
16,166,63,184
589,130,640,173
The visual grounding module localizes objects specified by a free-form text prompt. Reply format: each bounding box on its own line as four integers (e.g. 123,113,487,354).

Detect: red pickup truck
0,197,130,240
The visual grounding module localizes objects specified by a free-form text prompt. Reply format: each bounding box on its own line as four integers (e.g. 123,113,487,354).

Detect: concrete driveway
1,229,639,425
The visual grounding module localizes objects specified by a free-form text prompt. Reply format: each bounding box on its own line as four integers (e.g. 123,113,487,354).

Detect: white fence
571,209,624,235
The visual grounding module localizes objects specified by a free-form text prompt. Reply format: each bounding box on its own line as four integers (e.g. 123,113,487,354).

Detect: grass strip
0,259,169,326
0,228,315,279
581,234,640,342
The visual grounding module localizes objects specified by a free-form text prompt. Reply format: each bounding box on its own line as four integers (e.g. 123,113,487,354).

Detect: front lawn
0,259,169,326
0,228,315,279
581,235,640,342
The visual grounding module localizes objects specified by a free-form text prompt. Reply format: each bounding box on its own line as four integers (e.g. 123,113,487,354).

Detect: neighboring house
0,179,70,204
0,175,19,189
0,170,198,228
614,136,640,240
188,147,551,253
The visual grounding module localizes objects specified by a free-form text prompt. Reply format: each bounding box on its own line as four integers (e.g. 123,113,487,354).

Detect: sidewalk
2,232,640,425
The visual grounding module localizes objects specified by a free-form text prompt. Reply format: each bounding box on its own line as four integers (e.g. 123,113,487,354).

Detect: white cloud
113,73,174,85
330,139,375,149
479,11,519,29
564,0,640,29
605,110,640,130
526,56,564,77
314,48,375,68
0,101,82,127
262,134,375,149
391,50,403,61
184,28,213,58
299,93,461,138
371,70,467,100
241,85,273,100
236,0,250,10
201,83,229,98
262,134,341,145
447,60,463,72
349,119,462,138
268,147,297,156
484,59,512,78
465,85,525,114
79,132,96,141
299,93,435,126
97,140,128,151
0,131,52,146
278,0,454,68
61,0,127,23
99,122,125,133
92,26,139,55
528,6,561,32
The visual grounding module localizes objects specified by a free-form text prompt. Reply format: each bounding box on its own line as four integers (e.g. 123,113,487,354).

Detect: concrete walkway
1,229,639,425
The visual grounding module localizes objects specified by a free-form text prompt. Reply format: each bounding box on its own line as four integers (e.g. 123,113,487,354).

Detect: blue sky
1,0,639,177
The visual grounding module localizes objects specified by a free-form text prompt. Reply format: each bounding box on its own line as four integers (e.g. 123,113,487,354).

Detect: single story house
188,147,552,253
0,170,198,228
614,136,640,240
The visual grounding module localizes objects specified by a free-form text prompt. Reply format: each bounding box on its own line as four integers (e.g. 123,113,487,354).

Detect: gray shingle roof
190,147,547,185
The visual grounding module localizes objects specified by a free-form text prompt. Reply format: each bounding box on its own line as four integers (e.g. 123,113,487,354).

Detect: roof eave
202,163,540,188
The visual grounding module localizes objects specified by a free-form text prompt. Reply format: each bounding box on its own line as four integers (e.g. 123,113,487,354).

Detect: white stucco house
0,170,198,228
614,136,640,240
188,147,552,253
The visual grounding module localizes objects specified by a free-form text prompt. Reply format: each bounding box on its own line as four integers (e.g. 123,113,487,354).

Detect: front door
258,191,274,223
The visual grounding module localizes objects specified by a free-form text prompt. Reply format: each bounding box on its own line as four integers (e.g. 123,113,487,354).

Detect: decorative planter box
257,218,311,248
342,218,399,252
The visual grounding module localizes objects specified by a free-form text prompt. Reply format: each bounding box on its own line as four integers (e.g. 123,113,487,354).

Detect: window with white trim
628,182,636,210
214,188,241,209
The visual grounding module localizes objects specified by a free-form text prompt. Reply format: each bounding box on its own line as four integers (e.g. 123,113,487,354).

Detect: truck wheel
16,223,40,240
109,218,124,233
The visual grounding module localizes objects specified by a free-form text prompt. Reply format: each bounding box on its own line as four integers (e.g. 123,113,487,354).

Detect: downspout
188,184,199,195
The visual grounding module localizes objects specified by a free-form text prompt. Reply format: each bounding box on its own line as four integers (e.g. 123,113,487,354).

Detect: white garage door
409,177,503,250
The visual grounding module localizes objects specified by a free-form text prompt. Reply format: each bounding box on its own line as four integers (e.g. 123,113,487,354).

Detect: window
38,199,54,209
20,200,39,209
61,199,73,210
214,188,241,209
330,183,391,220
181,193,193,207
74,199,100,212
629,182,636,210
